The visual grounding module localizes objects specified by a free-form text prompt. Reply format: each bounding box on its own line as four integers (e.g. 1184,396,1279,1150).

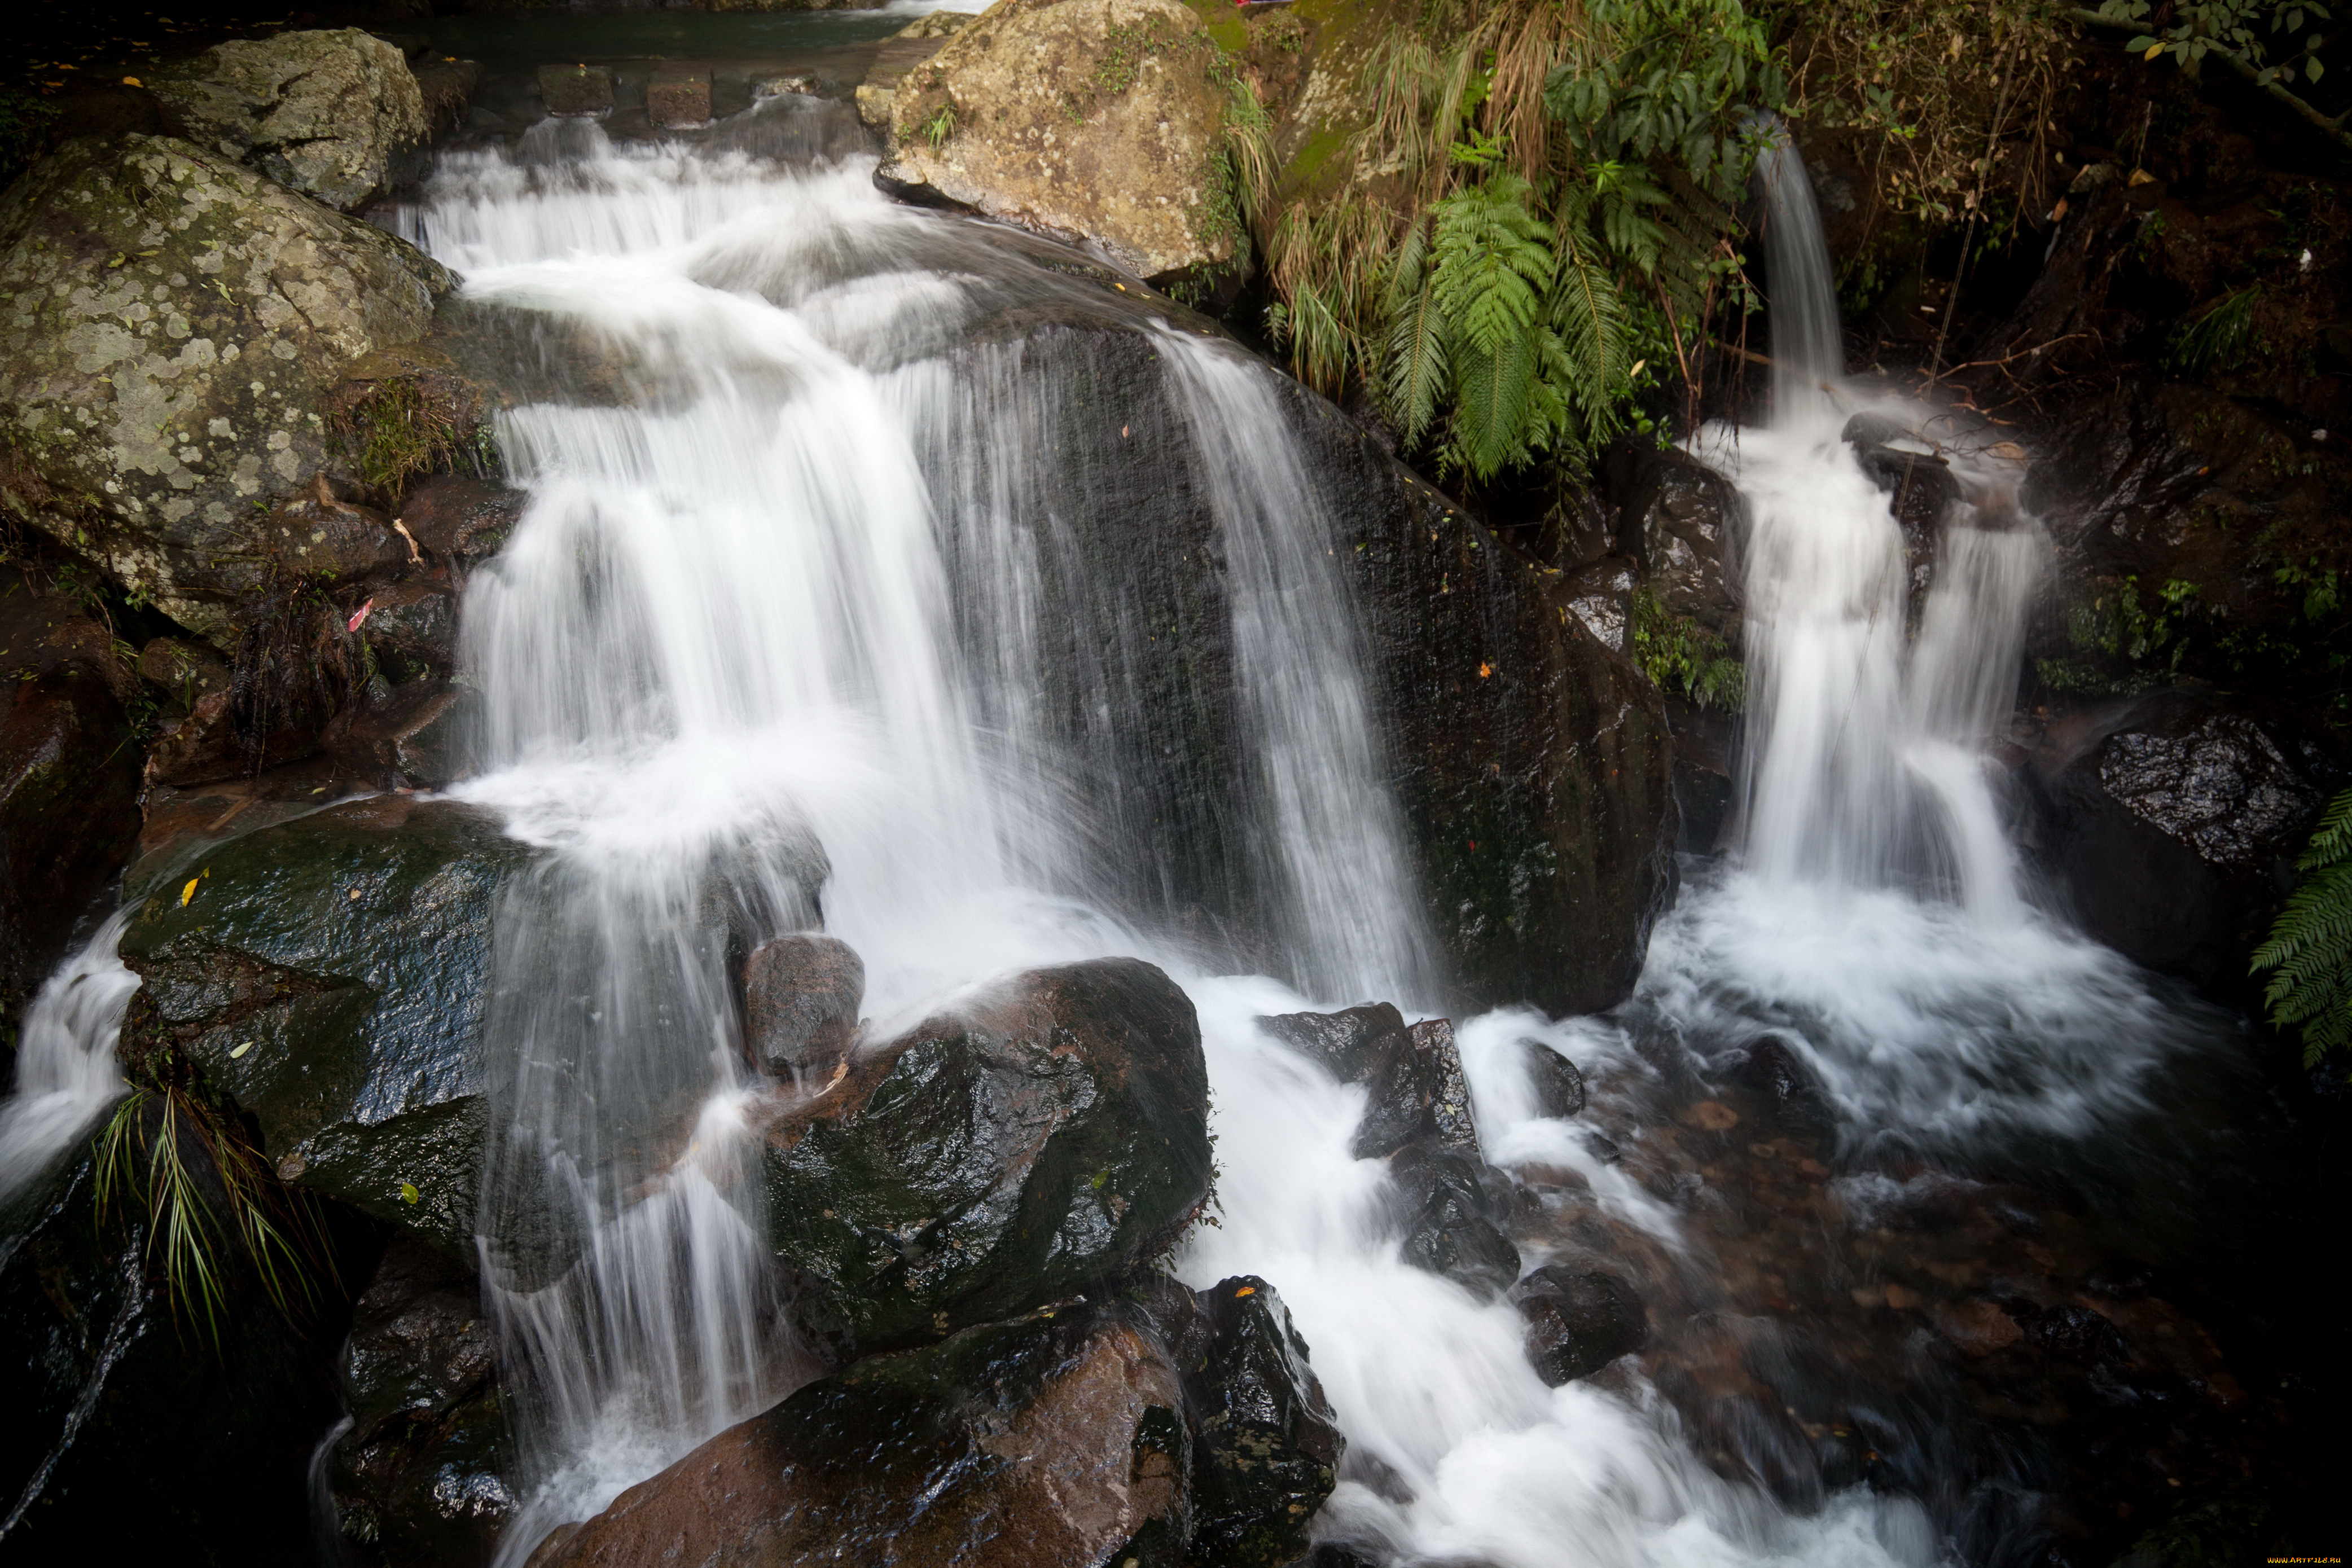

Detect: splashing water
0,916,135,1204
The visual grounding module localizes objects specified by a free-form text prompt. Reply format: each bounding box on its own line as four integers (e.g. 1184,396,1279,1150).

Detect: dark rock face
0,135,451,644
532,1301,1192,1568
1389,1141,1520,1300
116,796,539,1256
0,577,143,1025
1621,445,1744,643
323,680,476,790
761,958,1211,1353
1179,1276,1344,1568
1523,1038,1586,1118
1258,1005,1480,1159
328,1237,514,1568
1513,1264,1647,1385
741,932,864,1082
2018,693,2325,985
0,1148,349,1568
397,477,528,579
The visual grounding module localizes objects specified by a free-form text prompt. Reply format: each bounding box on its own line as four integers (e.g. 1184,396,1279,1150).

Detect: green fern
1429,174,1556,359
2251,785,2352,1066
1380,223,1454,445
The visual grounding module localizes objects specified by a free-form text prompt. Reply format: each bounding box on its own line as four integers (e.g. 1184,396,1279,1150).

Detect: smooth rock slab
147,28,429,212
117,795,538,1255
530,1302,1190,1568
762,957,1211,1353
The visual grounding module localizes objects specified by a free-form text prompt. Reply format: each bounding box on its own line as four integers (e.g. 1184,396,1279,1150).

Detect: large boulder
0,134,451,643
146,29,430,212
116,795,539,1256
530,1301,1192,1568
881,0,1240,280
0,573,143,1027
760,957,1212,1354
2018,691,2324,987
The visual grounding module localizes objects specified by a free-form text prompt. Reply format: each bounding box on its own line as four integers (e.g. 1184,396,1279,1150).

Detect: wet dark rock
761,958,1210,1353
1615,445,1744,643
1722,1036,1837,1135
398,477,528,574
2019,692,2324,985
359,581,461,682
116,796,541,1257
328,1236,512,1568
1523,1038,1586,1118
322,679,475,790
2017,1303,2135,1373
148,29,431,211
0,582,143,1026
1179,1276,1344,1568
1389,1141,1521,1300
412,59,482,140
647,62,714,130
741,932,865,1081
0,134,451,645
138,635,234,706
532,1300,1191,1568
1513,1264,1648,1385
1259,1006,1479,1159
0,1145,351,1567
1557,552,1638,652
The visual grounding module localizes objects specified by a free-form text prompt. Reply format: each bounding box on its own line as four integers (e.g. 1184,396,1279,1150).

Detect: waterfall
0,916,136,1203
397,115,1941,1567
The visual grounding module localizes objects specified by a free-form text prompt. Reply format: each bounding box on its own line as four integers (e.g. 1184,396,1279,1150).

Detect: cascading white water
400,109,1937,1568
0,916,137,1203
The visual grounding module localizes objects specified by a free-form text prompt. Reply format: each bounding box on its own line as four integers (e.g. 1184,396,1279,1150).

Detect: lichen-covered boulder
881,0,1239,280
762,958,1212,1354
0,134,451,643
146,28,429,212
116,796,538,1256
532,1301,1192,1568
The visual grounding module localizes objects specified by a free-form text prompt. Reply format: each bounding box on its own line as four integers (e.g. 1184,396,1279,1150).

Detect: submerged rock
0,134,451,643
761,958,1211,1352
1389,1140,1521,1300
880,0,1239,280
1513,1264,1647,1385
147,29,430,212
1523,1038,1586,1118
116,796,538,1256
1258,1004,1480,1160
531,1301,1191,1568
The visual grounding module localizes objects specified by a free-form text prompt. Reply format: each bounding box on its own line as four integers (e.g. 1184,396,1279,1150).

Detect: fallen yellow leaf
1234,1285,1256,1297
1477,662,1493,678
2144,42,2165,60
398,1182,420,1204
229,1040,253,1059
180,877,200,907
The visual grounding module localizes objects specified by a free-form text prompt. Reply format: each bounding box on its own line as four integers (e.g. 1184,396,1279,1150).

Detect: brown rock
1934,1298,2024,1356
741,933,865,1081
1679,1100,1740,1132
532,1303,1188,1568
263,475,411,579
538,64,614,118
647,62,713,129
398,477,528,572
880,0,1237,280
323,680,475,789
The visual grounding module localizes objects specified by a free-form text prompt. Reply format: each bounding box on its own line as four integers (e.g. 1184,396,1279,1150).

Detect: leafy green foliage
1629,588,1745,708
2100,0,2332,85
0,86,58,190
2035,574,2204,691
95,1086,327,1347
2252,785,2352,1066
2166,284,2266,372
1265,0,1781,484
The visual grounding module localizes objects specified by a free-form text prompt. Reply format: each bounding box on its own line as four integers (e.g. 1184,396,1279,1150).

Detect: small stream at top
0,60,2281,1568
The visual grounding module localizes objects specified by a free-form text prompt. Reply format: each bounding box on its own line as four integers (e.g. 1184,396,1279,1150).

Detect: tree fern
1429,173,1556,361
2251,785,2352,1066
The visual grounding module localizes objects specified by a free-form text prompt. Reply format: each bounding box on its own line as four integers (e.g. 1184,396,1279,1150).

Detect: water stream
0,89,2269,1568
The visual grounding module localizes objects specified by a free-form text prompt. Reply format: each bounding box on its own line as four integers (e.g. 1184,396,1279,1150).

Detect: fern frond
1448,325,1556,481
1430,173,1555,361
2253,785,2352,1066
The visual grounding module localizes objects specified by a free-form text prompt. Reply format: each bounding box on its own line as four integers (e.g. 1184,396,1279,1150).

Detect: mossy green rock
762,958,1211,1354
145,28,429,212
880,0,1236,279
0,134,451,643
117,796,537,1257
